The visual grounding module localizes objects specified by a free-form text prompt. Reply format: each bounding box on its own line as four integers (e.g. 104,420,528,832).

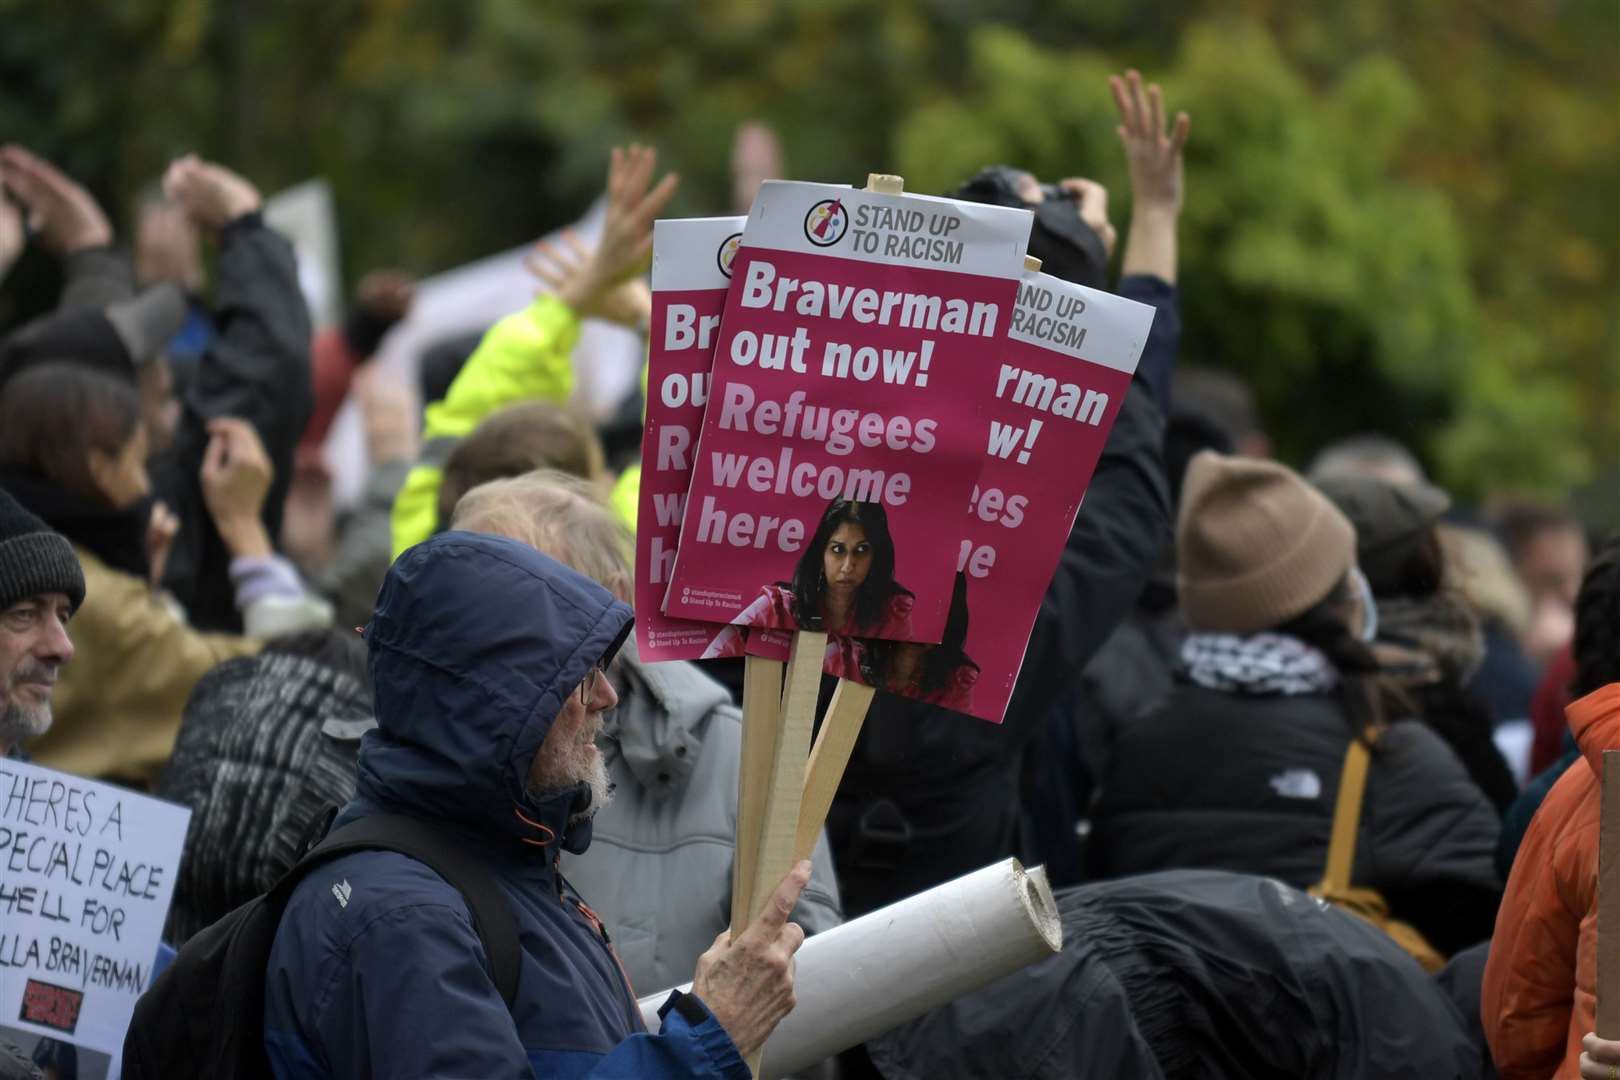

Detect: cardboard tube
640,858,1062,1078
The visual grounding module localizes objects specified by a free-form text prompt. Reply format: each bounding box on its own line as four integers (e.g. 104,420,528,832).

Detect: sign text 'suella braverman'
0,759,190,1056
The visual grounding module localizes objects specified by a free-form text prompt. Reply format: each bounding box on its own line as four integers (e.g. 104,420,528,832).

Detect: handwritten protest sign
664,180,1033,647
636,216,747,661
0,760,190,1056
748,269,1154,723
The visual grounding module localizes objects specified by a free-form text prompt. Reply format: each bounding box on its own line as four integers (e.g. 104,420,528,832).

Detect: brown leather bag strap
1320,728,1382,893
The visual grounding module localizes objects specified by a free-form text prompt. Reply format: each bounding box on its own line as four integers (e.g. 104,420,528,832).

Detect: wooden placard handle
795,678,875,864
741,630,826,1075
1598,750,1620,1038
866,173,904,195
730,654,784,938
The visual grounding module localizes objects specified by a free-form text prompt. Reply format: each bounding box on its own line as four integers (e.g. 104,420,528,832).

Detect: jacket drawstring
512,804,558,847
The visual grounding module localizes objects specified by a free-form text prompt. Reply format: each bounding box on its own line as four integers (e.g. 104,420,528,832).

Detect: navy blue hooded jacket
263,532,749,1078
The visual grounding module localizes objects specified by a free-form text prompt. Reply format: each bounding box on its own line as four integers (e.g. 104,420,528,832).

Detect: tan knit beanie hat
1177,451,1356,634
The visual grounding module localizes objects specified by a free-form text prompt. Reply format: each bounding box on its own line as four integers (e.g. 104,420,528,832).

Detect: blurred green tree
0,0,1611,508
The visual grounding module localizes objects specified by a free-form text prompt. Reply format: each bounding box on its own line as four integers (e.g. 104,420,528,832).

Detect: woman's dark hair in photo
1277,575,1408,744
783,498,909,631
862,571,978,693
0,362,141,505
1572,533,1620,700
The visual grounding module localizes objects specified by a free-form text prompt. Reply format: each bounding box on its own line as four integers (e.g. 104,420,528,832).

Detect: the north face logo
331,880,352,908
1268,769,1322,800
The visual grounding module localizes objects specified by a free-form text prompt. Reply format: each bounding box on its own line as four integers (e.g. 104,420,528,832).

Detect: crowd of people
0,66,1615,1080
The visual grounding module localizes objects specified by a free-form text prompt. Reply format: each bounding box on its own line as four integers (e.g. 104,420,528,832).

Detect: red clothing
896,664,978,715
296,328,362,461
734,583,915,641
1531,644,1577,776
1482,682,1620,1079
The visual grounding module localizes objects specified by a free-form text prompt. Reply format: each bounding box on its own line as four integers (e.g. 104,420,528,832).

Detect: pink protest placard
746,270,1156,723
636,216,745,661
664,180,1033,648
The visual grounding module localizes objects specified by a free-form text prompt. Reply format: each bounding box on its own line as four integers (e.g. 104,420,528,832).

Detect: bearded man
264,530,807,1078
0,487,83,760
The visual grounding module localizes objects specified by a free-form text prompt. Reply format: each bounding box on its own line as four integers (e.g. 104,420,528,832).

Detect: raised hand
1109,69,1190,216
1056,178,1117,260
162,155,263,231
145,501,180,590
1109,70,1189,283
536,144,677,323
354,270,416,326
690,860,810,1058
200,417,275,558
0,144,113,255
526,230,653,331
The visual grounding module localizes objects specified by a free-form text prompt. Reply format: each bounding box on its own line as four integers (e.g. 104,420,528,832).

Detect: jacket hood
355,532,633,853
603,638,733,796
1572,683,1620,780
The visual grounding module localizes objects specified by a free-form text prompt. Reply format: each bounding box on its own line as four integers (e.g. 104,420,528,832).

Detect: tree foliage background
1,0,1614,516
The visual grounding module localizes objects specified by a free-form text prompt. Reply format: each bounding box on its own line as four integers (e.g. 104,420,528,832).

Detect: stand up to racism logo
803,198,849,247
716,231,743,278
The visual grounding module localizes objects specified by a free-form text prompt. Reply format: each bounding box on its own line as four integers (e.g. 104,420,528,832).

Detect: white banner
0,761,189,1057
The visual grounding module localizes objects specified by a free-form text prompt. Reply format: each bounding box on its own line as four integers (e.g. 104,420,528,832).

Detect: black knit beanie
0,487,86,612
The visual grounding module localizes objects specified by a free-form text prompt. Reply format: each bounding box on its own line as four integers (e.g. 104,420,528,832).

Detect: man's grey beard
0,700,51,750
526,748,613,826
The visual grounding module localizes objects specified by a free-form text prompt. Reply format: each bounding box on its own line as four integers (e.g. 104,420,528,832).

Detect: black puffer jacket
1088,682,1502,955
150,214,313,632
869,870,1482,1080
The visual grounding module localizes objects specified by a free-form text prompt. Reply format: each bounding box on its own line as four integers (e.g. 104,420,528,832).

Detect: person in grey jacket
449,469,844,993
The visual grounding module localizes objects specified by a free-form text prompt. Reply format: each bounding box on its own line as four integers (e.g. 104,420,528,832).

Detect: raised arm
390,144,676,557
164,155,313,478
1111,70,1188,416
1112,70,1189,286
0,144,132,307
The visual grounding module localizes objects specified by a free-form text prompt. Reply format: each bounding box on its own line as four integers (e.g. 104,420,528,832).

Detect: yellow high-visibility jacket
389,295,580,559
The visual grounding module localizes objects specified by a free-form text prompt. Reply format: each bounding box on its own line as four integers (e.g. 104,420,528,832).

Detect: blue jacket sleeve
537,992,750,1080
1116,274,1179,421
273,899,749,1080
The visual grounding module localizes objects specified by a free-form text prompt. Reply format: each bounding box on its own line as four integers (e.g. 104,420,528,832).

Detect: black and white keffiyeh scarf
1181,632,1339,696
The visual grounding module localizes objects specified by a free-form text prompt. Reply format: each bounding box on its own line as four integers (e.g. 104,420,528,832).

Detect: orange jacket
1483,682,1620,1079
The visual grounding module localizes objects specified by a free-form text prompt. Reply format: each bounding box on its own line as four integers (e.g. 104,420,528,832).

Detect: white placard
0,760,190,1056
737,180,1032,277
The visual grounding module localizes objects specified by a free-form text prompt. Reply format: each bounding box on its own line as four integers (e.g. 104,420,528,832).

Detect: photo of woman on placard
701,498,914,658
857,571,979,714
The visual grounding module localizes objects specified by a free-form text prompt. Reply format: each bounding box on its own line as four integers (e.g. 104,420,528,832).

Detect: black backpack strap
270,814,521,1008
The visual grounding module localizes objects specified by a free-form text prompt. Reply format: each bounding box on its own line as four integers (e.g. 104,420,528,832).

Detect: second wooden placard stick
740,629,825,1076
729,655,785,936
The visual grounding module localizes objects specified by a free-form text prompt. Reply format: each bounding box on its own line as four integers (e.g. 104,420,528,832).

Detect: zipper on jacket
559,867,643,1023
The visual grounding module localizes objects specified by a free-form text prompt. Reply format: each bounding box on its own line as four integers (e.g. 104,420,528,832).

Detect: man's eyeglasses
576,662,607,708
